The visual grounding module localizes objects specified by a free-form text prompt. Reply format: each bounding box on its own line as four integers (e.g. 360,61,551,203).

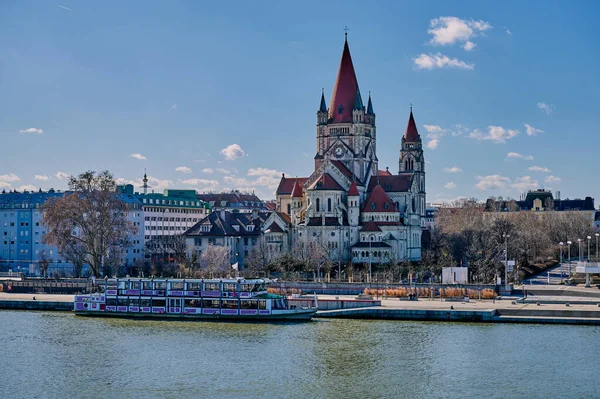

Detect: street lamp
578,239,582,262
368,237,372,284
567,241,572,278
559,242,564,283
503,233,510,292
596,233,599,262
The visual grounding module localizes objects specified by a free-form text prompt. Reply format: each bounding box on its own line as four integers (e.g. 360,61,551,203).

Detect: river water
1,311,598,399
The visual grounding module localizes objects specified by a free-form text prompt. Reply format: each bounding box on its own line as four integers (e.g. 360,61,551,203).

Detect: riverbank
3,290,600,325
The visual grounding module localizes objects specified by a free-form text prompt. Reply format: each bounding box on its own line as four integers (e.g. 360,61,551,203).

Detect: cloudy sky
1,1,599,203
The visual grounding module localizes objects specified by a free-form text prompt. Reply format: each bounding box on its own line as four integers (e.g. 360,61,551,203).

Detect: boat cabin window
222,300,237,309
131,281,141,289
117,297,129,306
140,299,151,307
223,283,237,292
272,298,287,310
170,282,184,290
205,282,220,291
168,298,181,307
203,299,219,308
152,299,166,307
187,282,202,290
240,284,253,292
240,300,257,309
154,281,167,290
106,298,117,307
259,300,266,310
142,281,153,290
128,298,139,307
184,299,202,308
117,281,126,290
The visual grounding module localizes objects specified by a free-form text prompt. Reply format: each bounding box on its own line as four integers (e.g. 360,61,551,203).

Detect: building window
327,198,332,212
316,198,320,212
338,105,343,115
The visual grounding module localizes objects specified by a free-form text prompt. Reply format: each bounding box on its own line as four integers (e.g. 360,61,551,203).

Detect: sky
1,0,599,204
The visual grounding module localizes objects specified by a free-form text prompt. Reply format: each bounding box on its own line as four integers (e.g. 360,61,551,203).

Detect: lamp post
587,236,591,261
503,233,510,292
567,241,572,278
578,239,582,262
368,238,372,284
596,233,599,262
559,242,564,284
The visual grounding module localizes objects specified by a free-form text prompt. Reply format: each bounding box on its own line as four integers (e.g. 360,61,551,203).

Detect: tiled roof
291,179,304,198
331,160,362,185
377,169,392,176
328,39,360,124
307,173,344,191
185,211,270,237
403,110,420,142
348,181,359,196
276,212,291,224
367,175,412,193
276,177,308,195
196,192,264,209
362,185,398,213
360,221,382,232
265,222,284,233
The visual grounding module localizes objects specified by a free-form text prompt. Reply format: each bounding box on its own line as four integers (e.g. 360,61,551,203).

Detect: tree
37,248,54,278
199,244,230,278
41,170,138,277
245,239,276,278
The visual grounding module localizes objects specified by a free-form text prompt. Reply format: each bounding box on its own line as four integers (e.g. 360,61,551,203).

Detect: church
273,36,426,265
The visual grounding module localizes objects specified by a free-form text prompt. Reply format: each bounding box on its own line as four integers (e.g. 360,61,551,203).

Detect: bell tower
399,108,426,219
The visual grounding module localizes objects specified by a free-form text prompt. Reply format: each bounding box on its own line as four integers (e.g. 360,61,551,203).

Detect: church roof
307,173,345,191
362,185,398,212
367,93,374,115
403,109,421,142
377,169,392,176
265,222,284,233
276,176,308,195
319,90,327,112
353,89,364,110
328,39,360,124
360,221,382,232
291,179,304,198
367,175,412,193
348,181,359,196
331,160,363,185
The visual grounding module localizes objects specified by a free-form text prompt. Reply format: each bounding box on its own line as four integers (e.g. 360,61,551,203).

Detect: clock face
335,147,343,156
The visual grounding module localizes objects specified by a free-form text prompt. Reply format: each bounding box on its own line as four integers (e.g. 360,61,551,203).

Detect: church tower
314,35,377,183
399,109,426,220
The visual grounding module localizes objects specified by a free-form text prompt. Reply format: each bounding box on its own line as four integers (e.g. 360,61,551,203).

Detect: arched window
287,203,291,215
412,198,416,212
316,198,320,212
338,105,343,115
371,202,375,210
328,198,332,212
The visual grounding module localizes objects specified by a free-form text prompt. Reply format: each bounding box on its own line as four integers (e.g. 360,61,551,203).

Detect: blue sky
1,0,599,204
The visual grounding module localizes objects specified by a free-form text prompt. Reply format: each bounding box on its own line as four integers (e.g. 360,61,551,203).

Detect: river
1,311,598,398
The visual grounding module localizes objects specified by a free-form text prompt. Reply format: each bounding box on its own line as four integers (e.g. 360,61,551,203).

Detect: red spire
348,180,359,197
328,39,359,124
362,185,398,212
291,179,303,198
404,109,420,142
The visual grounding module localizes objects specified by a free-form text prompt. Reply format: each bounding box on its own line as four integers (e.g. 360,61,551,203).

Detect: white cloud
444,182,457,190
223,176,253,187
443,166,462,173
524,123,543,136
475,175,511,190
512,176,539,191
117,176,173,192
545,175,561,183
201,168,214,174
17,185,37,192
469,126,519,143
413,53,474,70
179,178,219,191
55,171,70,180
0,173,20,188
175,166,192,174
537,102,553,114
220,144,246,160
171,104,177,109
427,139,440,150
58,5,71,11
423,125,445,134
506,152,534,161
505,27,512,35
130,153,147,160
528,166,551,173
428,16,492,50
248,168,285,190
216,168,231,174
34,175,49,181
19,127,44,134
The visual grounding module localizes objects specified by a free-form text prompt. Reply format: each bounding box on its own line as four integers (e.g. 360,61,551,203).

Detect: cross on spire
410,102,413,111
344,26,349,40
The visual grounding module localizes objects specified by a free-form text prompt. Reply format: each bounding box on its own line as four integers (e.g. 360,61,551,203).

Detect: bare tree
41,170,138,277
245,239,276,278
199,244,230,278
37,249,54,278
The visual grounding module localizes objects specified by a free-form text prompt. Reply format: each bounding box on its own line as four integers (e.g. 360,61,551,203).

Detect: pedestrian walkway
523,262,576,285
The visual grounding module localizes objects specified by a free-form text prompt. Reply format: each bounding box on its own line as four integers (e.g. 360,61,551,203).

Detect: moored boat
74,278,317,321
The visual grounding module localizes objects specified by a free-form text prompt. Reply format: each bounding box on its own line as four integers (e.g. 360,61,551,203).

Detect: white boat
74,278,317,321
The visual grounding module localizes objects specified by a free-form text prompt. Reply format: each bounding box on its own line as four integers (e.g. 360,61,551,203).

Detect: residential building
197,191,267,213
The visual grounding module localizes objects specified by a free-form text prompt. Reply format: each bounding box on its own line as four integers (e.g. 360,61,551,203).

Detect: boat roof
104,278,271,284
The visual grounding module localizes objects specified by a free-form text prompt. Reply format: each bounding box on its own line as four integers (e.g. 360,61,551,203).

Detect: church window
338,105,343,115
331,232,335,237
370,202,375,210
327,198,332,212
316,198,320,212
412,198,415,213
287,203,291,215
384,202,389,209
